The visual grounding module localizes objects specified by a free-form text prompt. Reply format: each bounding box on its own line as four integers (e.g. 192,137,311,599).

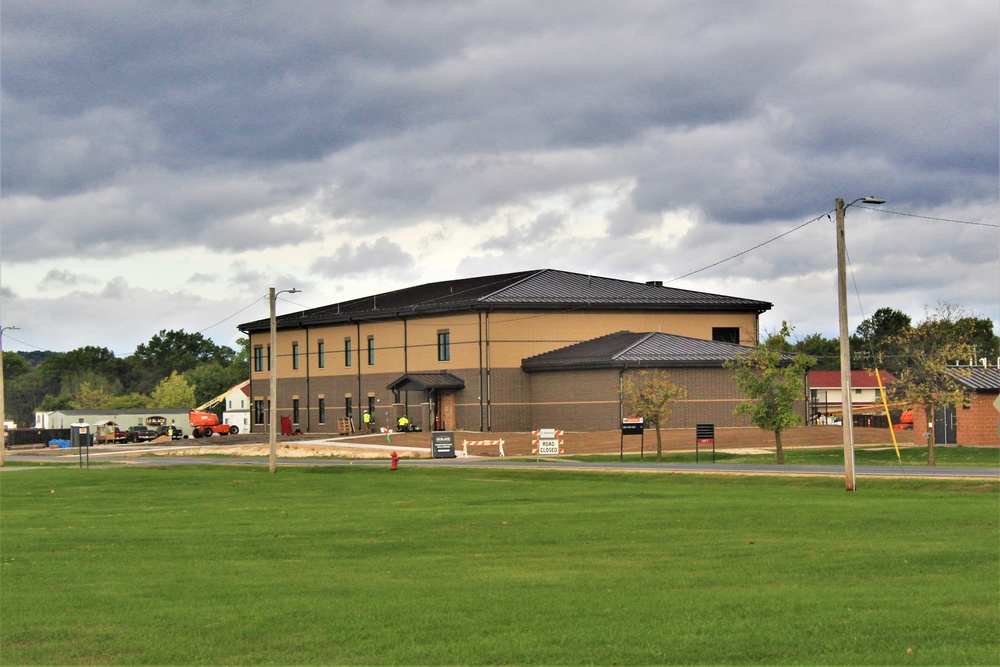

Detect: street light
835,196,885,491
0,325,21,468
269,287,300,473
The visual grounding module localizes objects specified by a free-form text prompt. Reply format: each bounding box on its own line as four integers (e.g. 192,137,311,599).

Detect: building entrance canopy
386,372,465,393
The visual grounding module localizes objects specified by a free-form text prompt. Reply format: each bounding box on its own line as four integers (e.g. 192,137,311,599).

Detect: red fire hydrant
390,451,399,470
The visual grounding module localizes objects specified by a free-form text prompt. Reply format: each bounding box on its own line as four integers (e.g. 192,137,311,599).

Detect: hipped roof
239,269,772,333
521,331,795,371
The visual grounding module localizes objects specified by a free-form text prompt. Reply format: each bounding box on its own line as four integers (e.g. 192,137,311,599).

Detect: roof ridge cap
612,332,655,360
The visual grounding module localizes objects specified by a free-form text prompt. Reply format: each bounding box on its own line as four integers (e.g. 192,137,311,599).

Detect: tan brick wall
957,393,1000,446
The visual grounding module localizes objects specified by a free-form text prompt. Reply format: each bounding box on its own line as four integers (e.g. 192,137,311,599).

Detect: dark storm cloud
310,236,416,279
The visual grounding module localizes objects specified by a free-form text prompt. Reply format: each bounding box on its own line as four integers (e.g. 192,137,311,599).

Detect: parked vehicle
126,425,156,443
154,424,185,440
190,411,239,438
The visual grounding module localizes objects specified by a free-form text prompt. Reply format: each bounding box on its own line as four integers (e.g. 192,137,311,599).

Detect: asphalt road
4,449,997,480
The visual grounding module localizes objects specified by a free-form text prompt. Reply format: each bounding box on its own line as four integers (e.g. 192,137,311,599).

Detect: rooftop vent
646,280,663,287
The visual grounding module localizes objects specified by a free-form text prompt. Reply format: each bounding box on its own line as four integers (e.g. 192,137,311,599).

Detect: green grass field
569,445,1000,467
1,466,997,665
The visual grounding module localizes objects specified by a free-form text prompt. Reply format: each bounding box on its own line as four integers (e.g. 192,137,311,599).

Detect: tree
129,330,236,394
150,371,197,409
621,369,686,463
72,380,113,410
184,360,245,407
853,307,912,371
887,313,974,466
790,333,840,370
107,392,153,410
727,348,815,464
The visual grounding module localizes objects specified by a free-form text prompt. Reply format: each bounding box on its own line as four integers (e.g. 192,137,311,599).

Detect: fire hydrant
390,451,399,470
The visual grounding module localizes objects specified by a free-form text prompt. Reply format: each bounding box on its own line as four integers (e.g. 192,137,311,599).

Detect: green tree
150,371,197,409
621,369,686,463
184,360,246,407
107,392,153,410
887,312,974,466
853,307,912,371
726,348,815,464
130,330,236,393
71,380,113,410
790,333,840,370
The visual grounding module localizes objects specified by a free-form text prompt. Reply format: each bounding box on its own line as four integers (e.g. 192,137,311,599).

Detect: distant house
908,364,1000,446
222,380,251,433
808,370,896,425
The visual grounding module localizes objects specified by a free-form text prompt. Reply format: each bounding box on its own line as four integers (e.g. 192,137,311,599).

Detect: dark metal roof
239,269,773,332
386,372,466,393
946,366,1000,391
521,331,795,371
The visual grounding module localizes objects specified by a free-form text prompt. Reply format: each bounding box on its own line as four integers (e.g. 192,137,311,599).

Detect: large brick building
238,269,775,434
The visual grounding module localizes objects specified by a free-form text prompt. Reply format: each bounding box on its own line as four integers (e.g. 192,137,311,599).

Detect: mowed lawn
1,466,997,665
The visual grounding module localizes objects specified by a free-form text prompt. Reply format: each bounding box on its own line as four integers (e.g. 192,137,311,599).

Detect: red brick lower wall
909,393,999,446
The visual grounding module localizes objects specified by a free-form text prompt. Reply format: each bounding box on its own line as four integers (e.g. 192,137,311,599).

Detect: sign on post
431,431,456,458
696,423,715,463
532,429,564,458
620,417,644,461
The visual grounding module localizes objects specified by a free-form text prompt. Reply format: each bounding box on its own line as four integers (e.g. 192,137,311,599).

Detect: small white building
222,380,251,433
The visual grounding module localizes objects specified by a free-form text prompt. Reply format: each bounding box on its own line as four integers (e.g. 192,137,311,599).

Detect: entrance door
933,406,957,444
436,390,456,431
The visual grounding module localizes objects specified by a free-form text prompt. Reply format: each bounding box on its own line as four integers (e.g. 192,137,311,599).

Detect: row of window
252,395,378,426
253,332,451,372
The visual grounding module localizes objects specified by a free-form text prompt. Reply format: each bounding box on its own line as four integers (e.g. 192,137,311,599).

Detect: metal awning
386,372,466,393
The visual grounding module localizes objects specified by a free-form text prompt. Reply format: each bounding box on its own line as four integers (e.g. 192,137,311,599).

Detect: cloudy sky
2,0,997,356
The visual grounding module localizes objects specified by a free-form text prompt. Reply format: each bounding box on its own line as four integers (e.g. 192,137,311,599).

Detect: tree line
3,330,249,427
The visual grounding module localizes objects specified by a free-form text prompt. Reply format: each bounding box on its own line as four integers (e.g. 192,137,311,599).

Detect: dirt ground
151,425,908,459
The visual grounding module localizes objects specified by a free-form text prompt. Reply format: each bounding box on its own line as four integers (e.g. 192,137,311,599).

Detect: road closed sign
532,429,564,456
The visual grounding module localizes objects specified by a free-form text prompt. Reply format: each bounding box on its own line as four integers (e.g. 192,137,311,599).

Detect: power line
665,212,830,284
856,205,998,227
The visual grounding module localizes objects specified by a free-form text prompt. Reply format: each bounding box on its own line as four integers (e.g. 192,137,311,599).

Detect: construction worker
396,415,410,432
362,410,372,433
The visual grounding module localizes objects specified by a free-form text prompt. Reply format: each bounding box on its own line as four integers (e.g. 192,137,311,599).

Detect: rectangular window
318,398,326,424
254,346,264,372
345,338,352,367
368,396,376,420
367,336,375,366
712,327,740,345
266,345,271,371
292,398,300,424
253,400,265,425
345,397,352,419
317,340,325,369
437,331,451,362
292,342,299,370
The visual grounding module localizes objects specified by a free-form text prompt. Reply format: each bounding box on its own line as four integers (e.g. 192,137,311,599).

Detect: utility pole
269,287,300,473
835,196,885,492
835,198,856,491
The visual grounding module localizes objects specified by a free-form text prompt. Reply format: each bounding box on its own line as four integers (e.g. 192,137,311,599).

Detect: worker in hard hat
396,415,410,432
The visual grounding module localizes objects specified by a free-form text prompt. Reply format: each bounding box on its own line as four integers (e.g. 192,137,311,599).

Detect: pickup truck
154,424,184,440
126,425,156,443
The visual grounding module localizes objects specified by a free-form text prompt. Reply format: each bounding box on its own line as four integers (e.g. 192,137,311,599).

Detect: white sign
537,439,560,455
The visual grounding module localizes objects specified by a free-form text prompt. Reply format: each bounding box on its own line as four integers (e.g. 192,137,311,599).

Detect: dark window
253,400,265,425
438,332,451,362
292,399,300,424
712,327,740,345
318,398,326,424
292,342,299,370
367,336,375,366
368,396,376,420
317,340,325,369
266,345,271,371
345,397,352,419
254,346,264,372
345,338,352,367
